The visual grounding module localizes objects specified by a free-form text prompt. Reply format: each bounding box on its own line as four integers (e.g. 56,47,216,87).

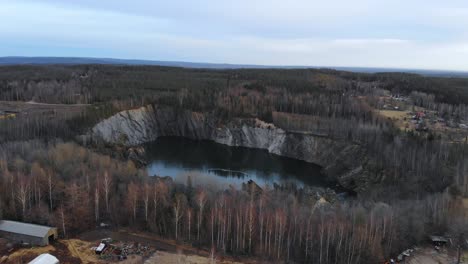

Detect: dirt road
406,248,464,264
25,100,90,106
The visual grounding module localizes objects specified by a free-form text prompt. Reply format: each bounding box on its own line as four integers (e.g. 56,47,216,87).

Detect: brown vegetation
0,141,467,263
0,65,467,263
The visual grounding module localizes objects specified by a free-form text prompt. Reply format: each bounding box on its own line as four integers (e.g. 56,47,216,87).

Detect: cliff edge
91,105,373,192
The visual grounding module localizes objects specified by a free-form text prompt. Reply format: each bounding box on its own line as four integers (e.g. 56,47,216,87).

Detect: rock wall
91,105,371,191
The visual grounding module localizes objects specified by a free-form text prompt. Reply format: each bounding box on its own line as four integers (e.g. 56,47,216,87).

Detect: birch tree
16,174,29,219
196,189,207,242
173,193,186,241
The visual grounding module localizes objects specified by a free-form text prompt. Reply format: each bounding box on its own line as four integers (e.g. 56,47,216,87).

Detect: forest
0,65,467,263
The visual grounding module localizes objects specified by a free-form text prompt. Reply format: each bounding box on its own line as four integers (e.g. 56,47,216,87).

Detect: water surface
146,137,328,188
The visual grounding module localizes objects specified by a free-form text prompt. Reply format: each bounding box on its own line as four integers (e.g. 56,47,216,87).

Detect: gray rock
90,105,370,192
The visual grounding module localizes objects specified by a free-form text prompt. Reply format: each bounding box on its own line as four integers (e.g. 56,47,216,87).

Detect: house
0,220,58,246
411,112,426,120
29,253,59,264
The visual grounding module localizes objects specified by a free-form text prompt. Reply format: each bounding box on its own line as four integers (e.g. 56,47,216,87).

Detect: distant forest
1,65,468,104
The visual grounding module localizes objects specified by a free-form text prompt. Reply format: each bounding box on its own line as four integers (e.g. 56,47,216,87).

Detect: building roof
28,253,59,264
0,220,55,238
430,235,448,243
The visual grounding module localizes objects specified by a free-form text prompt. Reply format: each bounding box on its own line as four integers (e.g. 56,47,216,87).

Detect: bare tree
187,207,193,241
16,174,29,219
47,171,55,211
58,205,67,238
142,182,150,222
103,171,112,214
94,184,100,223
196,189,207,242
173,193,186,241
127,182,139,222
153,180,168,231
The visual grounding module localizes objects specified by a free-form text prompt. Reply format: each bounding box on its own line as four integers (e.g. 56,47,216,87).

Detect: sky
1,0,468,70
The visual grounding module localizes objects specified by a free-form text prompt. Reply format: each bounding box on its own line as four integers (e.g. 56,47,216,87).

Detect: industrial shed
29,253,59,264
0,220,58,246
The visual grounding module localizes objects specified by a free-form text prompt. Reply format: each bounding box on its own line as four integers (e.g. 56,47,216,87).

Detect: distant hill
1,56,468,77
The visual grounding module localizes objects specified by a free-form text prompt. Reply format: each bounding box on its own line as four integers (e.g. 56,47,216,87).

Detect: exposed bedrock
91,105,372,192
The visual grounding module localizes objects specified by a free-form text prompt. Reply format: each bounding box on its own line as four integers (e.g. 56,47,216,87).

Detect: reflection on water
207,169,249,178
146,137,328,188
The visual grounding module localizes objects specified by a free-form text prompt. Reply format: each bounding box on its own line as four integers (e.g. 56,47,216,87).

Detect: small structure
95,242,107,254
430,235,449,246
397,249,413,261
415,112,425,119
29,253,59,264
0,110,17,120
0,220,58,246
99,222,111,228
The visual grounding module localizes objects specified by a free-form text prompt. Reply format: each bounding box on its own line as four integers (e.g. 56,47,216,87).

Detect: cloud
1,0,468,70
332,39,409,45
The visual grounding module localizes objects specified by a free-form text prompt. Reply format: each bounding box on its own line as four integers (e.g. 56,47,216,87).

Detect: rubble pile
92,238,156,261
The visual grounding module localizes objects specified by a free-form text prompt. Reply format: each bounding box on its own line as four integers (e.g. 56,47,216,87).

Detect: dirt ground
1,241,83,264
0,236,103,264
1,229,259,264
0,238,11,255
62,239,103,264
0,100,87,113
144,251,246,264
378,110,411,130
0,100,87,122
79,229,210,257
405,247,468,264
1,245,54,263
379,109,410,120
79,229,258,263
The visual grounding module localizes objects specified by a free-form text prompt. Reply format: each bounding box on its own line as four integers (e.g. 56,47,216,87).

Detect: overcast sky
1,0,468,70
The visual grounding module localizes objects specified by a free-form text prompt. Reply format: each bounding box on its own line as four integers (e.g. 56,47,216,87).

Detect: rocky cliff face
91,105,371,192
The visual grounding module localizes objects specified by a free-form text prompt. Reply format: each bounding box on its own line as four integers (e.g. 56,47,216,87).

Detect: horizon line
2,55,468,75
